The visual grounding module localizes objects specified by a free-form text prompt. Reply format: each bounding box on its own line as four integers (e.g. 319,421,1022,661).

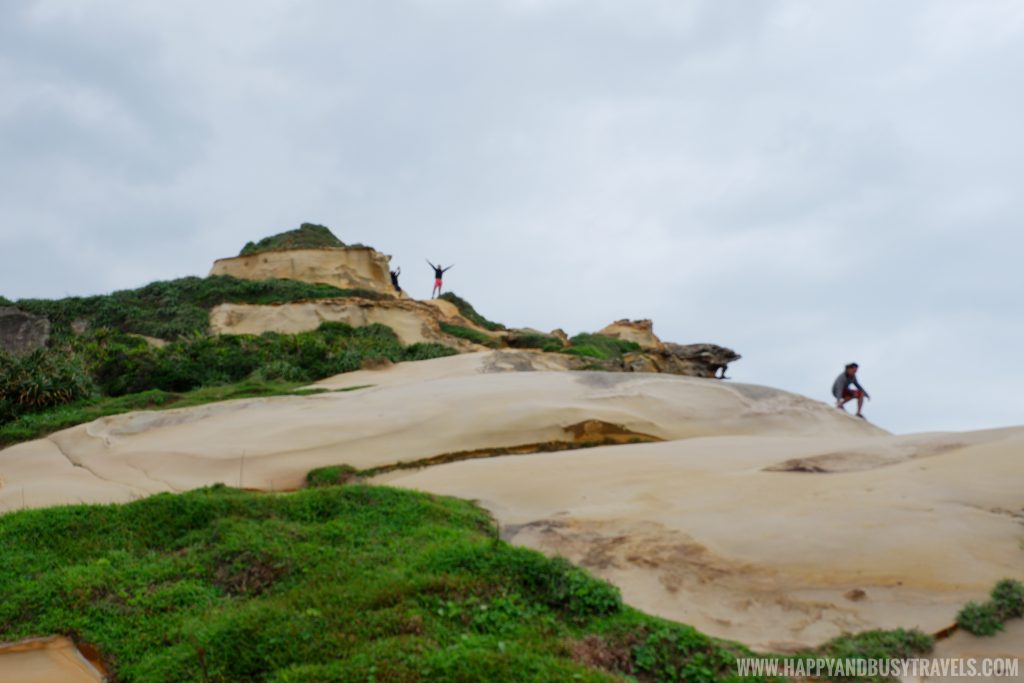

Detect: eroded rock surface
0,307,50,356
209,246,396,295
209,297,485,349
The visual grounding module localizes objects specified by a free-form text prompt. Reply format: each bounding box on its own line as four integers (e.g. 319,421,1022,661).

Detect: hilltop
238,222,346,255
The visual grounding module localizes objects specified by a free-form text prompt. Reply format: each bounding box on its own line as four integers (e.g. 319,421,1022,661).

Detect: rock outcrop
624,343,741,379
209,297,486,350
596,319,739,378
209,247,397,296
0,307,50,356
204,239,740,380
598,319,663,349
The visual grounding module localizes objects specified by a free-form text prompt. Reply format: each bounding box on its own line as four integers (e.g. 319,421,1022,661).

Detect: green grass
439,292,505,331
0,380,338,449
305,465,360,488
562,334,641,361
506,333,565,352
1,322,456,446
13,275,382,340
239,223,346,256
0,481,943,682
0,484,782,682
956,578,1024,636
439,322,498,348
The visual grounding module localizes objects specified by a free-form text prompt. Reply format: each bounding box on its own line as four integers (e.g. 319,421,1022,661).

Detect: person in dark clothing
426,260,453,299
833,363,870,418
390,267,402,293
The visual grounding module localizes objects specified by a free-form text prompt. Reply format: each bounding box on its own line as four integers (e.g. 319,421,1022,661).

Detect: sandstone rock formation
209,247,397,296
598,319,663,349
595,320,738,377
0,307,50,356
209,297,487,350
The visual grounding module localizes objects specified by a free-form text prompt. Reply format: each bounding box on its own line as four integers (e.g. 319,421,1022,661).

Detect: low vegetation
0,484,778,682
956,578,1024,636
439,292,505,331
239,223,346,256
562,334,641,361
0,480,944,682
0,346,93,423
506,333,565,352
439,322,498,348
83,323,451,397
13,275,380,340
0,323,454,447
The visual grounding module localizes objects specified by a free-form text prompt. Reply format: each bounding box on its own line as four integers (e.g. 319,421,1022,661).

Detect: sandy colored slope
0,637,105,683
0,352,879,511
380,425,1024,651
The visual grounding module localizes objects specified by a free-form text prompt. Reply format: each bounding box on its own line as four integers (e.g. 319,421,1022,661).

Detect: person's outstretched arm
426,259,436,270
443,264,454,273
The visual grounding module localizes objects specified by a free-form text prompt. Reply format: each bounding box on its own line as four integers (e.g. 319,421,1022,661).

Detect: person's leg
855,391,865,415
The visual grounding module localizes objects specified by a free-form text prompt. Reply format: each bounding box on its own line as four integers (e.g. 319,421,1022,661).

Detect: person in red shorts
832,362,871,419
426,260,454,299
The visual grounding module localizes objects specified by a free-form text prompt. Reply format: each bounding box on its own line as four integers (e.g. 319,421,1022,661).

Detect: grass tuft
562,334,641,360
439,322,498,347
438,292,505,331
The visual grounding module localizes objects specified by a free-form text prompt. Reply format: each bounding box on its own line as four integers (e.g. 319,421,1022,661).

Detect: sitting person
832,362,870,419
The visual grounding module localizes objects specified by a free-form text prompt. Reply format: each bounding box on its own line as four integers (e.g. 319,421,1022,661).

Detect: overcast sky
2,0,1022,434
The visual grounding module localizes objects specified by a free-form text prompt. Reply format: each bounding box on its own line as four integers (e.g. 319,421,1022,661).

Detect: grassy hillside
13,275,380,341
0,484,784,682
239,223,345,256
0,323,455,446
439,292,505,331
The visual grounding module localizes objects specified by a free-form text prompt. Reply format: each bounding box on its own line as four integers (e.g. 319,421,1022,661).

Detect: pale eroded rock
209,247,396,296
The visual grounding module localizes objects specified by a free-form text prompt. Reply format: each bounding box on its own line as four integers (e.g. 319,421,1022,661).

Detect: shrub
633,624,734,683
957,601,1003,636
79,322,457,397
439,322,497,347
402,343,459,362
563,344,608,360
439,292,505,331
506,333,564,352
14,275,374,340
248,360,310,383
0,348,93,422
817,628,933,660
563,334,640,360
991,578,1024,620
305,465,359,488
239,223,345,256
